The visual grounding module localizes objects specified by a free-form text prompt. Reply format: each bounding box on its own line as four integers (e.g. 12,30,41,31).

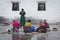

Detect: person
12,20,21,32
44,20,49,28
40,21,47,33
19,8,26,26
25,20,32,27
24,20,32,33
36,21,46,33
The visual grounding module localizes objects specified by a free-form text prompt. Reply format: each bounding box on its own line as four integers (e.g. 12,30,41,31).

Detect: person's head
44,20,46,22
21,8,24,11
13,20,17,22
27,20,31,22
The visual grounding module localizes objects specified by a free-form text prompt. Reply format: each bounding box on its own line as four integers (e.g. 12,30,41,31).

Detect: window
12,2,19,11
38,1,46,11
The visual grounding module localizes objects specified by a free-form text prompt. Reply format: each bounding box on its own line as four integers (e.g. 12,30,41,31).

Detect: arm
24,12,26,15
19,12,21,15
18,23,22,28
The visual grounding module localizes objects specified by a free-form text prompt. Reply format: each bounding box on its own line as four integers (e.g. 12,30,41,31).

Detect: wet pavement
0,24,60,40
0,31,60,40
0,34,11,40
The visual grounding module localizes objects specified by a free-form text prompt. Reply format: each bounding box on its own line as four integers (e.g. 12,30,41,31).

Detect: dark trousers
23,27,31,33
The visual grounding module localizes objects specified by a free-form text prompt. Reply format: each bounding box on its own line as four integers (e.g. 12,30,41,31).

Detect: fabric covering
25,22,32,27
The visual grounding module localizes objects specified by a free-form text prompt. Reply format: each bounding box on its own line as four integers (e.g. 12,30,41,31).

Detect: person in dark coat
19,8,26,26
44,20,49,28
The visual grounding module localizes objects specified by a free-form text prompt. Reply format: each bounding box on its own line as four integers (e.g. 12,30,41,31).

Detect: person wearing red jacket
12,20,21,32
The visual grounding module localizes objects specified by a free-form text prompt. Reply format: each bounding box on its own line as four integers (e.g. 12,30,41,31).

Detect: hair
21,8,24,11
27,20,31,22
13,20,17,22
44,20,46,21
13,20,15,22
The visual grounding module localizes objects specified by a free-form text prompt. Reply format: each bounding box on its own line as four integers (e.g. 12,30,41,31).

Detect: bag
29,26,35,32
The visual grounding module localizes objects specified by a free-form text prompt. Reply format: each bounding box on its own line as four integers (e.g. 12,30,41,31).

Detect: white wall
0,0,60,23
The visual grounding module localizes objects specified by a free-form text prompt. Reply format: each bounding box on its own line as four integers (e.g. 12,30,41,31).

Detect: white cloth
19,27,24,32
